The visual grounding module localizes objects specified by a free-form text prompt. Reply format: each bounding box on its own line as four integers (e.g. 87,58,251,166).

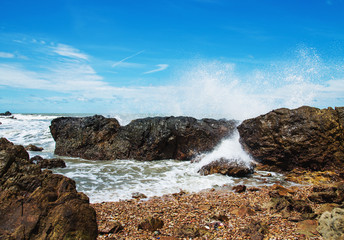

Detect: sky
0,0,344,118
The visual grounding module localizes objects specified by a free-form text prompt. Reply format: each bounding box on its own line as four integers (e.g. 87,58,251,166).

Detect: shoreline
92,183,327,239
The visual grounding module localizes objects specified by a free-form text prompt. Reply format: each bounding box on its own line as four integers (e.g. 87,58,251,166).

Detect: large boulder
0,138,98,239
198,158,254,177
50,115,236,161
238,106,344,172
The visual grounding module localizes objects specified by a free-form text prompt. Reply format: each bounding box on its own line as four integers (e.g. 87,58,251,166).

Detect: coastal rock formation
238,106,344,172
0,111,11,116
318,208,344,240
50,115,236,161
31,155,66,169
198,158,254,177
0,138,98,239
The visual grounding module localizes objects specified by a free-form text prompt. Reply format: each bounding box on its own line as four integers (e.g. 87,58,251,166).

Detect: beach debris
98,221,123,235
138,217,164,231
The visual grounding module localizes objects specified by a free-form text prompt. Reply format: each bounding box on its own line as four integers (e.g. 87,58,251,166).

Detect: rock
175,224,207,238
138,217,164,231
238,106,344,172
243,220,269,240
198,158,254,177
0,138,98,239
132,192,147,199
232,184,247,193
25,144,44,151
30,155,66,169
297,220,319,238
232,206,255,217
308,183,344,204
98,221,123,234
0,111,11,116
50,115,237,161
318,208,344,240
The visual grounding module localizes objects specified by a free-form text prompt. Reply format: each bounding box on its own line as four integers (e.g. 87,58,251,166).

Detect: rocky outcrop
0,111,11,116
0,138,98,239
198,158,254,177
238,106,344,172
50,115,236,161
318,208,344,240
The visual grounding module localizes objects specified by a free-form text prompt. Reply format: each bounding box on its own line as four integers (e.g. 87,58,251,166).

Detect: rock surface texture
50,115,236,161
198,158,254,177
238,106,344,172
0,138,98,240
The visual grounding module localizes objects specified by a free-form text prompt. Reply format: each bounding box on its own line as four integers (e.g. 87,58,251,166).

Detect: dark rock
138,217,164,232
238,106,344,172
25,144,44,152
198,158,254,177
0,111,11,116
30,155,66,169
232,184,247,193
308,183,344,204
50,115,237,161
0,138,98,239
318,208,344,240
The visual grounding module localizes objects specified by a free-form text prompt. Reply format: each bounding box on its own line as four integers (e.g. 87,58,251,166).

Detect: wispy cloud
52,44,89,60
112,50,144,67
0,52,15,58
144,64,169,74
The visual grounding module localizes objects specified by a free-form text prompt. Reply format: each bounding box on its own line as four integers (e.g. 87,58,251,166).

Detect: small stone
232,185,246,193
25,144,44,151
138,217,164,232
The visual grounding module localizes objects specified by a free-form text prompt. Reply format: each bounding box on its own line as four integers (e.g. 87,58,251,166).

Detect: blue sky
0,0,344,118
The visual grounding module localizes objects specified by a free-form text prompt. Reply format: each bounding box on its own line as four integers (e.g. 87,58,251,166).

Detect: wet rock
25,144,44,152
138,217,164,231
132,192,147,199
232,184,247,193
198,158,254,177
50,115,237,160
238,106,344,172
318,208,344,240
30,155,66,169
308,183,344,204
98,221,123,234
0,138,98,239
0,111,11,116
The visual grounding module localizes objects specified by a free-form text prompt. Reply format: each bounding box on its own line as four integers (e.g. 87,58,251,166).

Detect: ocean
0,113,285,203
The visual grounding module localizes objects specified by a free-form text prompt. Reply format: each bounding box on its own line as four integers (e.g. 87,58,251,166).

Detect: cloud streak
112,50,144,67
0,52,15,58
53,44,89,60
144,64,169,74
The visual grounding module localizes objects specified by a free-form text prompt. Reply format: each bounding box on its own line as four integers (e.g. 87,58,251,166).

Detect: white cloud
52,44,89,60
0,52,15,58
144,64,169,74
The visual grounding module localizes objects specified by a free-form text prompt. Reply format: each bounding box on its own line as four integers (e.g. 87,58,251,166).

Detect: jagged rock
0,138,98,239
25,144,44,152
138,217,164,231
238,106,344,172
30,155,66,169
50,115,237,161
243,220,269,240
318,208,344,240
308,183,344,204
175,224,207,238
0,111,11,116
198,158,254,177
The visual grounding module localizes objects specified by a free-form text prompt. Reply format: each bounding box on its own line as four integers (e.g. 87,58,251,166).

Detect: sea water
0,113,283,203
1,47,342,202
